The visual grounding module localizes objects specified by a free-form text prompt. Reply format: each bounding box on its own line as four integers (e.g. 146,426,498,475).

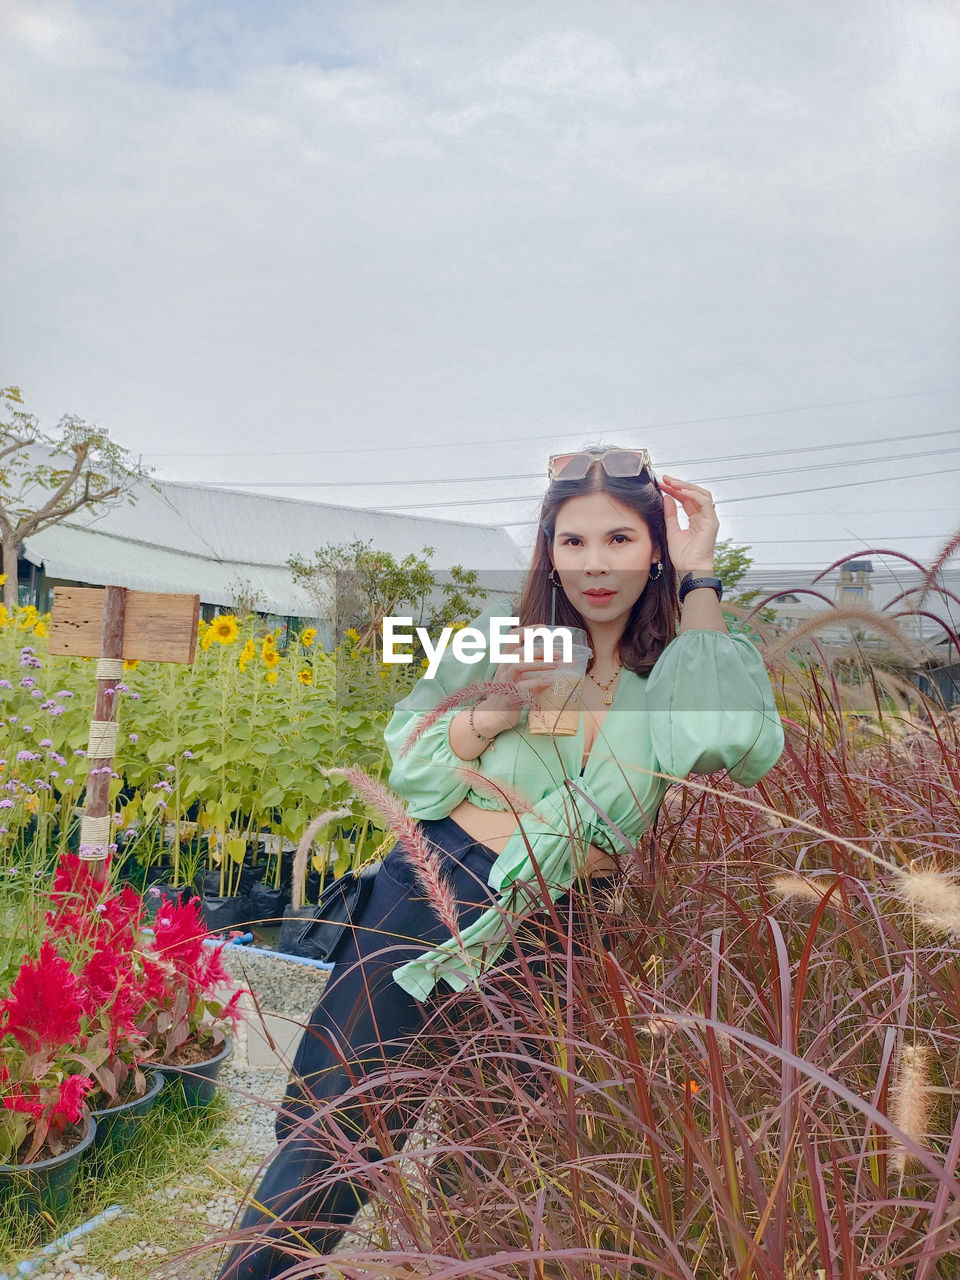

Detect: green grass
0,1090,236,1279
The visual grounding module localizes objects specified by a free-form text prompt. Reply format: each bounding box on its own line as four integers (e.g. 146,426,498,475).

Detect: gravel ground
218,946,330,1022
17,1062,287,1280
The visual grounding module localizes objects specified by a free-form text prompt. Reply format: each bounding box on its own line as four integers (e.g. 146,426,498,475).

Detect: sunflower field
0,601,419,893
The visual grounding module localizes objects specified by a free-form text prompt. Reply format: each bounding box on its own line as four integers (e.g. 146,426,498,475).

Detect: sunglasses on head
547,448,658,484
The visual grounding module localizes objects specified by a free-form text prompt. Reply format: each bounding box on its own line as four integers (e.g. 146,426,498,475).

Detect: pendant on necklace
602,690,613,706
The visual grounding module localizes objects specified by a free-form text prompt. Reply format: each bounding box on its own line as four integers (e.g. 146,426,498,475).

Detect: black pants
217,816,613,1280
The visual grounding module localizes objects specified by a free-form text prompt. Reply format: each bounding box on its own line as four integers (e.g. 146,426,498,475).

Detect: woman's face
550,491,660,634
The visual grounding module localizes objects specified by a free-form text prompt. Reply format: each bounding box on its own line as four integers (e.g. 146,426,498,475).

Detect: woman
218,446,784,1279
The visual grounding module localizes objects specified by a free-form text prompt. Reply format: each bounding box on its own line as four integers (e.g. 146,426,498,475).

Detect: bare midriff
447,683,619,876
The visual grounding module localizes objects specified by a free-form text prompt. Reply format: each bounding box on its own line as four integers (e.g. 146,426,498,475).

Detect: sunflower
266,669,279,685
262,647,280,670
123,658,139,670
32,619,47,638
238,639,256,672
210,615,239,645
345,627,360,643
298,669,312,685
300,627,318,647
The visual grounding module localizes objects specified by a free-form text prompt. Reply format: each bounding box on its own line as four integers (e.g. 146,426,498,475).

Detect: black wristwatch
678,572,723,607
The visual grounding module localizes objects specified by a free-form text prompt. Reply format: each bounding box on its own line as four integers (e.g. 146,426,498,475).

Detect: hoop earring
549,568,562,588
648,560,663,582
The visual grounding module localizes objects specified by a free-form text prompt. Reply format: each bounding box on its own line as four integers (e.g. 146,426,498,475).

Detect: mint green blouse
383,596,784,1001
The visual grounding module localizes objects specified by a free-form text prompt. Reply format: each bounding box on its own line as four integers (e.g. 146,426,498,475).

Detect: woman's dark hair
517,446,678,676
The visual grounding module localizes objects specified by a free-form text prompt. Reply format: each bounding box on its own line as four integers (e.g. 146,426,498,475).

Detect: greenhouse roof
21,474,526,618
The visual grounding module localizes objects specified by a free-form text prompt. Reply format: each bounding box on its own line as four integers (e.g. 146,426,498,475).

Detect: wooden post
50,585,199,884
80,587,127,883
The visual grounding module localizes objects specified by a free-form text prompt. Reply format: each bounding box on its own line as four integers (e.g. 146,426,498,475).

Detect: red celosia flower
0,941,85,1054
2,1087,43,1119
99,886,143,941
140,955,172,1004
80,946,147,1048
151,898,207,974
51,1074,94,1128
45,853,109,937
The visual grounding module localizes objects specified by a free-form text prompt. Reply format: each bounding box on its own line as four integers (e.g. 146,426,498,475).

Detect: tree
711,538,752,595
712,537,776,624
287,539,488,652
0,386,148,608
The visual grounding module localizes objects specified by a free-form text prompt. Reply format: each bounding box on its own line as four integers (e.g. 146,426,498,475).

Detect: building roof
21,474,526,617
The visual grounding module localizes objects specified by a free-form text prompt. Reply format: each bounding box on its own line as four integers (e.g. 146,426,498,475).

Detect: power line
742,534,954,544
142,388,950,459
340,460,960,511
459,463,960,523
182,428,960,489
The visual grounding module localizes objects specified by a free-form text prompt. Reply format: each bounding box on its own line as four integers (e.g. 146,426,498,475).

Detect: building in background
15,474,526,646
741,561,960,708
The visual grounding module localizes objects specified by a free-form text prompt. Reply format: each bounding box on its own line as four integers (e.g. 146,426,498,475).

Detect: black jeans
217,816,613,1280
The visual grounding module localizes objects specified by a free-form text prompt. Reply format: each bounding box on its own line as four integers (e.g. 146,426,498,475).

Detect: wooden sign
49,586,201,876
50,587,199,664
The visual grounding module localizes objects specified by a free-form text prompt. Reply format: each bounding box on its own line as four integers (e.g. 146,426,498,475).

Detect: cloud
0,0,956,568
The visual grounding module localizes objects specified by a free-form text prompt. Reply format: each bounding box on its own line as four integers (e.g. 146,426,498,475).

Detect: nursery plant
0,940,94,1166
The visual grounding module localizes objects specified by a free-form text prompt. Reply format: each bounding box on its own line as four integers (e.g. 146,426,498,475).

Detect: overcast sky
1,0,958,572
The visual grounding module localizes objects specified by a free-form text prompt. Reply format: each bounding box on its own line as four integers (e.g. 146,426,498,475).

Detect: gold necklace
587,665,621,706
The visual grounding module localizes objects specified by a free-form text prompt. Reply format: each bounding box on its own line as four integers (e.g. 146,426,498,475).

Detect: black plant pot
278,904,335,960
247,880,288,927
201,869,221,898
156,1038,232,1109
304,870,321,905
0,1117,97,1218
145,881,194,920
200,893,252,935
89,1070,166,1159
278,849,295,890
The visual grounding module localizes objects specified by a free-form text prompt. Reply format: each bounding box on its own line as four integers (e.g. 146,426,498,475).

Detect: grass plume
290,806,353,908
319,764,461,939
890,1043,935,1175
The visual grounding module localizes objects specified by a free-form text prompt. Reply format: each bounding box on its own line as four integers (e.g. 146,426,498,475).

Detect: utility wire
142,388,949,459
354,461,960,518
349,461,960,511
182,428,960,488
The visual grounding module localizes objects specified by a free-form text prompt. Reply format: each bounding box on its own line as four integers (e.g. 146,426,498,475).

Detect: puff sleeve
383,597,513,820
644,629,784,786
391,776,612,1001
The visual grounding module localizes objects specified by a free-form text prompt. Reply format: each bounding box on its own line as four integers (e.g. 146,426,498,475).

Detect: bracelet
678,572,723,607
468,697,495,745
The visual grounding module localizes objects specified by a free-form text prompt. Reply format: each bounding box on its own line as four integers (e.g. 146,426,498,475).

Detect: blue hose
1,1203,124,1277
217,938,334,971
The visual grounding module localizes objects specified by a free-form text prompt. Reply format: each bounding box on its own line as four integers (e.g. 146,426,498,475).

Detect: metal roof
22,474,526,617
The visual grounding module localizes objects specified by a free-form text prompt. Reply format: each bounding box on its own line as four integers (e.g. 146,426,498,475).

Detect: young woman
218,446,785,1279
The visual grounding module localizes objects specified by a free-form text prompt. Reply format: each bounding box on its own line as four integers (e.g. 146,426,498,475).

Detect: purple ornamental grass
212,587,960,1279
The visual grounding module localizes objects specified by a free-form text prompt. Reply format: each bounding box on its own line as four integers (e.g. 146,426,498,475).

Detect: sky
1,0,958,572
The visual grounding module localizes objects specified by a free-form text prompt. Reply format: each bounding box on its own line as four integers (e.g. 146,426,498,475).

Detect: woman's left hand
659,475,720,575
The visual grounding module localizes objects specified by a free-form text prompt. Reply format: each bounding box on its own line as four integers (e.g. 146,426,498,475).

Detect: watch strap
678,573,723,606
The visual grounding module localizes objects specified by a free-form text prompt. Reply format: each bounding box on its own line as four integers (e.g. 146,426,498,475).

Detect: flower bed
1,856,243,1179
0,608,413,901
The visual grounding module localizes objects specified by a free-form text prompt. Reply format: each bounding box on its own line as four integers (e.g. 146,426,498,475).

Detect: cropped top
383,596,785,1001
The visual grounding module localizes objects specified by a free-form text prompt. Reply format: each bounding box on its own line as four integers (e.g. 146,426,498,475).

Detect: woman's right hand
472,629,561,737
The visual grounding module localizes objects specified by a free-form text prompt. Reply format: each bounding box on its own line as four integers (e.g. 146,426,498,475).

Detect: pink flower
0,941,86,1054
2,1087,43,1119
51,1074,95,1128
